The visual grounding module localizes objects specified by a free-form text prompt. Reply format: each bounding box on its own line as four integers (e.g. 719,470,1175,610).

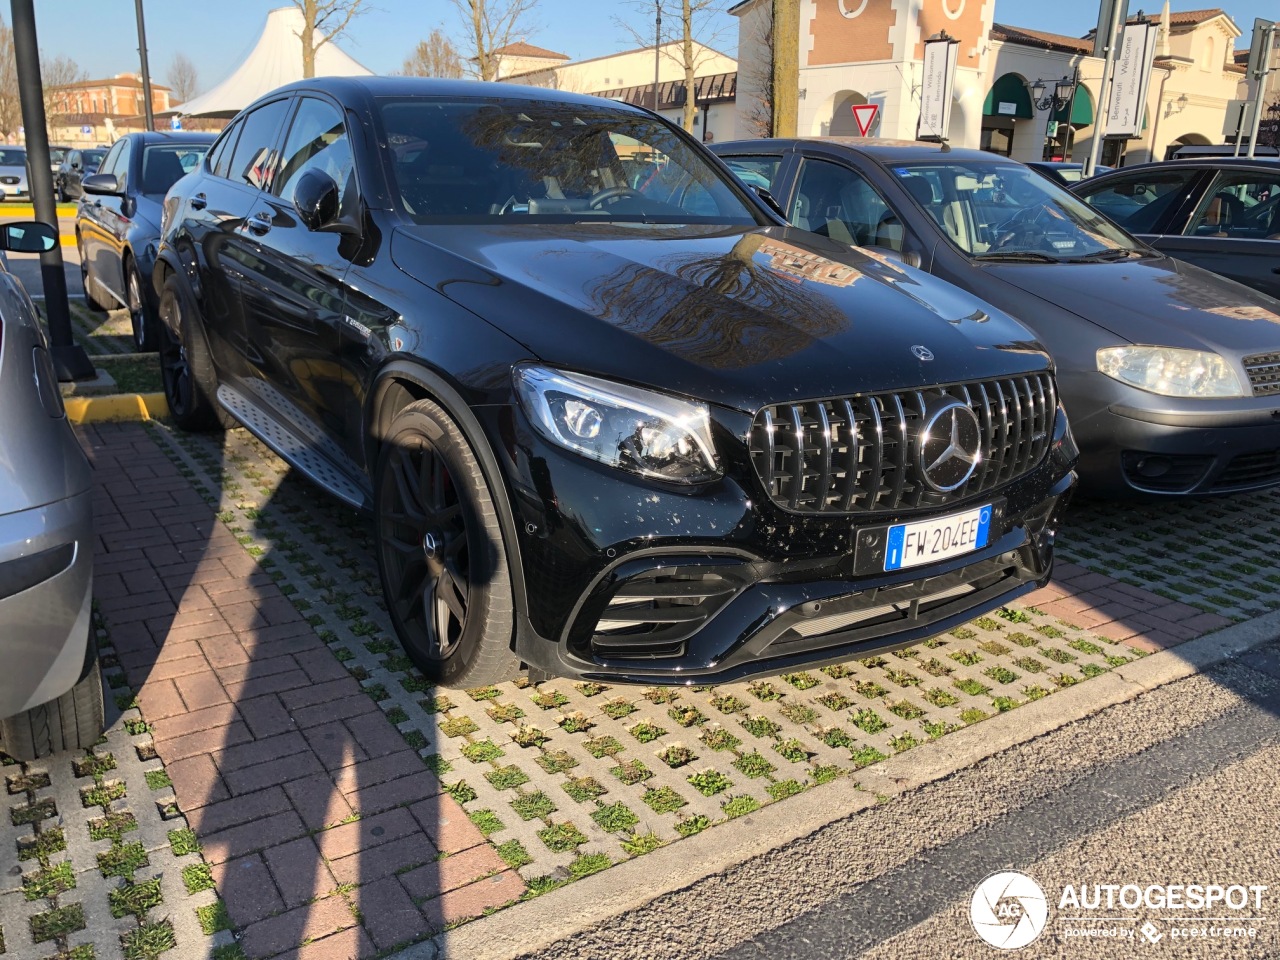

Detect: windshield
377,98,760,225
83,150,107,170
50,149,66,164
0,149,25,166
141,144,209,195
889,160,1141,260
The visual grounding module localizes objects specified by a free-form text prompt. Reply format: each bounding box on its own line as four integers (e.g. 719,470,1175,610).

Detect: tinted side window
1076,169,1200,234
274,98,353,205
113,139,134,190
207,122,241,179
98,141,125,179
791,158,903,250
722,155,782,191
1184,171,1280,239
228,99,291,190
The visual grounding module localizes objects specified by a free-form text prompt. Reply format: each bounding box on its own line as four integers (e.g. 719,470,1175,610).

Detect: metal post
1247,25,1275,159
652,1,661,114
1085,0,1126,177
10,0,94,381
134,0,155,131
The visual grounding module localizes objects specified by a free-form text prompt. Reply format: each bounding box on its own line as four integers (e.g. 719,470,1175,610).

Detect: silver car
0,221,101,760
0,147,29,202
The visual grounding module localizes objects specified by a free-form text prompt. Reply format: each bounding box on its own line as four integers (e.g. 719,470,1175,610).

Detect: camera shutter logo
970,871,1049,950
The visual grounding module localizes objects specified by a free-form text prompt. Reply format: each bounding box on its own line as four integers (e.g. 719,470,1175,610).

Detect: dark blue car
76,131,215,351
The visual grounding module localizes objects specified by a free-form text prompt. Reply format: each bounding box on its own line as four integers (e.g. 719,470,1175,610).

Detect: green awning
983,74,1034,120
1052,86,1094,127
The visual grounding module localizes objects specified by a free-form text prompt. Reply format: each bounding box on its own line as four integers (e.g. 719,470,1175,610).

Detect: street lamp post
10,0,94,381
652,1,662,114
1028,76,1076,161
134,0,155,132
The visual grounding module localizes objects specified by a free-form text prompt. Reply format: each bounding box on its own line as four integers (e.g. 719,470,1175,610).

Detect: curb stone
425,608,1280,960
63,392,168,424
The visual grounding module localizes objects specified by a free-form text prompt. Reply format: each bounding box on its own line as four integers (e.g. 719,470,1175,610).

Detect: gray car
0,146,30,202
0,221,102,760
712,139,1280,497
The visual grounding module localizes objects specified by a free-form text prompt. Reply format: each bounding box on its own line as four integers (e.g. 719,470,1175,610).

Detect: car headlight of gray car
1095,346,1246,398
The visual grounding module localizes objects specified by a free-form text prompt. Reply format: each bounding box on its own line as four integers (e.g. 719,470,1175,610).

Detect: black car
77,132,214,350
713,138,1280,498
1025,162,1110,187
1072,159,1280,299
154,78,1076,688
55,148,108,202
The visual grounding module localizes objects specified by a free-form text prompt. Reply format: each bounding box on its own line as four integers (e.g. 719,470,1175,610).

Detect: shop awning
1052,86,1094,127
983,74,1034,120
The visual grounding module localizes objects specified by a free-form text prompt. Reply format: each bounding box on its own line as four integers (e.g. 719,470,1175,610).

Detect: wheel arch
369,361,530,623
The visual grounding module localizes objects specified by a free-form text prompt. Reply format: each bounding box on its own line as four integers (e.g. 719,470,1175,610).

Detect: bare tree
290,0,365,79
450,0,539,81
741,4,773,137
0,18,19,141
618,0,726,132
167,52,200,104
41,54,84,128
400,29,464,78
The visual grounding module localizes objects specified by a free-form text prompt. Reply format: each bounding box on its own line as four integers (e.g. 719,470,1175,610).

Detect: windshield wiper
972,251,1063,263
1069,249,1142,262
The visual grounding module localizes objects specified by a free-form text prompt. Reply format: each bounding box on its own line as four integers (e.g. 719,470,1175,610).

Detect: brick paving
1,419,1255,960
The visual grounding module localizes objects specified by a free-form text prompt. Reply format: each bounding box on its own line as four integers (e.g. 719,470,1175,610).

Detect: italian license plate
883,504,993,572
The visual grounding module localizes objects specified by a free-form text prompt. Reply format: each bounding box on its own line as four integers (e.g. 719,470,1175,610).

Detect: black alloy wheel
157,275,228,432
375,399,519,687
127,261,152,352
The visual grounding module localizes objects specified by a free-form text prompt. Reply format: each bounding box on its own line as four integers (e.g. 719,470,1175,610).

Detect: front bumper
0,491,94,719
1073,387,1280,496
487,404,1077,685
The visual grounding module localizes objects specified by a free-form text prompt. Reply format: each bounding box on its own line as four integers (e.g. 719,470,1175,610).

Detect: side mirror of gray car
753,185,786,219
875,247,922,269
293,168,342,232
0,221,58,253
82,173,122,196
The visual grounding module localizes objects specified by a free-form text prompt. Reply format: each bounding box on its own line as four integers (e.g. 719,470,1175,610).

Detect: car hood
391,223,1050,412
981,254,1280,358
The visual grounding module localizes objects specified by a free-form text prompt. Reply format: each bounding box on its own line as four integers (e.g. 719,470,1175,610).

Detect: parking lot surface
0,418,1268,960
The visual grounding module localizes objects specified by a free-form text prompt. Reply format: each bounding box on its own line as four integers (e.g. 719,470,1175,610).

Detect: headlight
515,365,720,484
1096,346,1245,398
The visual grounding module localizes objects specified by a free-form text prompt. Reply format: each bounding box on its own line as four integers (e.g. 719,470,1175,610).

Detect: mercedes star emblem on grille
917,399,982,492
911,344,934,361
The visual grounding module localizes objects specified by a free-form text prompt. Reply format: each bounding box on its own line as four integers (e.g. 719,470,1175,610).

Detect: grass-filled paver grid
1059,490,1280,623
0,610,232,960
152,423,1166,898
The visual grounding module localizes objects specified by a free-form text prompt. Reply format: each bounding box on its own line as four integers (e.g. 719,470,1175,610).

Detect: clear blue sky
37,0,1274,93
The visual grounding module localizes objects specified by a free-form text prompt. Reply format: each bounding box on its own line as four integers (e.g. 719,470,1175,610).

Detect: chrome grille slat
748,374,1055,515
1244,352,1280,397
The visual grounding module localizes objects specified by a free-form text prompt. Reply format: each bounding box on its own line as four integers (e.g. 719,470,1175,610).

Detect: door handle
190,193,207,210
246,211,272,235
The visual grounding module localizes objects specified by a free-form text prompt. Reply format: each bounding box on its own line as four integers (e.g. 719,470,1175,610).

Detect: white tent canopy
166,6,372,119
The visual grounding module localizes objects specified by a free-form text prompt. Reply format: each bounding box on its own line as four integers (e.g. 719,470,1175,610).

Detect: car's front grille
1214,450,1280,491
1244,352,1280,397
748,374,1056,515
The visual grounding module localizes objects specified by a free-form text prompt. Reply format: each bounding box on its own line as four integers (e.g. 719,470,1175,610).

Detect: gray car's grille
748,374,1056,515
0,176,18,185
1244,352,1280,397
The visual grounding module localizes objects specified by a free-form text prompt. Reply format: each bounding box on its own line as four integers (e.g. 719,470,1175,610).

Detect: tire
157,273,233,432
78,236,107,314
126,258,154,352
375,398,519,688
1,659,104,762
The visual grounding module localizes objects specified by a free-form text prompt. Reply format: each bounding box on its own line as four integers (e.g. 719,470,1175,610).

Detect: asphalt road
526,645,1280,960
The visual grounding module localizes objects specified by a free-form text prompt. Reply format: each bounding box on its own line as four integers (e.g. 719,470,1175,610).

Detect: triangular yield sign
851,103,879,137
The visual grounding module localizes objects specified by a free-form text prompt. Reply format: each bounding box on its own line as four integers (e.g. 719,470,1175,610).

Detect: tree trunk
681,0,696,131
301,0,317,78
771,0,798,137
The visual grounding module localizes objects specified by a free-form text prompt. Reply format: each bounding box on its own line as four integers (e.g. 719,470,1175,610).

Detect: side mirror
293,168,341,232
82,173,122,196
0,221,58,253
754,185,786,218
875,247,922,269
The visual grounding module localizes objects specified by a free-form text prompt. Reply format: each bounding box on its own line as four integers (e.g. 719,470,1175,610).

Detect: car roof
711,137,1009,165
122,131,218,144
243,75,655,117
1090,157,1280,176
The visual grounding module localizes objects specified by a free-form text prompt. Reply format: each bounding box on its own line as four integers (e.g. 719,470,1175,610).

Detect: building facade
47,73,174,147
732,1,1247,164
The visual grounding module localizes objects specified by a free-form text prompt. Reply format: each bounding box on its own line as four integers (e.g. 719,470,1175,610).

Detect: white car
0,147,30,202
